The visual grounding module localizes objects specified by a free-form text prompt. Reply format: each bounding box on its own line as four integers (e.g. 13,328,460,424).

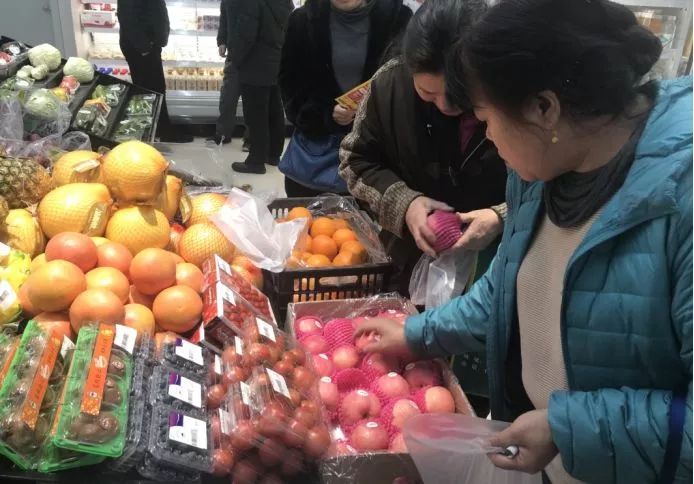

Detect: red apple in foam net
390,432,408,452
318,377,339,410
301,334,329,354
295,316,323,336
331,345,360,370
312,353,334,377
340,389,381,425
403,361,439,389
374,372,410,399
351,421,389,451
389,399,421,430
423,386,456,413
362,352,400,376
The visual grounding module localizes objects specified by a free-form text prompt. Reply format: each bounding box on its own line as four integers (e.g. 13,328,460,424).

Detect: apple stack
215,316,332,482
293,310,458,456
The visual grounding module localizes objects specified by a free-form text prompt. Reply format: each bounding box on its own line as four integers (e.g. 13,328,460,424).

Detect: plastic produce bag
409,249,477,309
404,414,541,484
0,93,23,141
211,188,307,272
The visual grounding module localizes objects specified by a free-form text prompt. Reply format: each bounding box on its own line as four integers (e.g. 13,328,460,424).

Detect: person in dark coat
230,0,294,175
278,0,412,197
117,0,192,143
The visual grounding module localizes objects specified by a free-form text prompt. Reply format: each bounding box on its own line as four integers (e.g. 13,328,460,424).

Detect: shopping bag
409,249,477,309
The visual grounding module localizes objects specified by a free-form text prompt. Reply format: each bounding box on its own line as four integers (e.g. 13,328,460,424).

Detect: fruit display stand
264,197,393,323
286,296,474,484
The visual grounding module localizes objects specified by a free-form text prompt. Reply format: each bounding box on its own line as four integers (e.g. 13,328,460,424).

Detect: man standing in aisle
229,0,293,174
117,0,193,143
208,0,250,150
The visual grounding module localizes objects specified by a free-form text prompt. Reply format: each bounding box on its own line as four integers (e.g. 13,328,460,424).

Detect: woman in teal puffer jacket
355,1,692,483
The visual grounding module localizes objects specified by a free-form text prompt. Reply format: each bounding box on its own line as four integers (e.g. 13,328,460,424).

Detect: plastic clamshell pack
158,336,211,379
0,320,70,470
52,323,136,458
0,331,20,390
202,254,277,324
107,338,151,472
403,414,541,484
149,364,207,416
137,451,202,483
147,404,212,473
201,280,260,346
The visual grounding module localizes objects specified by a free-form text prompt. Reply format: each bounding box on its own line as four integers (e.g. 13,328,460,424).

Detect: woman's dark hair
403,0,487,74
447,0,663,118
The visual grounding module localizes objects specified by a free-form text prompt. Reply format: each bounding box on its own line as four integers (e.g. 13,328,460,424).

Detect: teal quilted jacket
405,77,693,483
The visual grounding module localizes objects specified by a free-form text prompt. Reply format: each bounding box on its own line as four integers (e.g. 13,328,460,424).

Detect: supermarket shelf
618,0,690,8
90,58,224,68
82,0,220,5
83,26,119,34
84,26,217,37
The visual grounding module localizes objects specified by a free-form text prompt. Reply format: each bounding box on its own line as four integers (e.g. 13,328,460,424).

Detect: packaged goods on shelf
80,11,118,28
155,332,212,380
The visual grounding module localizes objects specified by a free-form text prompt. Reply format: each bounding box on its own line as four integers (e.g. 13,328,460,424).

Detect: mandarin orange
311,234,338,260
310,217,337,238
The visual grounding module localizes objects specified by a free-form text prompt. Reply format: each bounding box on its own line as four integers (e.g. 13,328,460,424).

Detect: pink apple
295,316,323,336
312,353,334,377
374,372,410,399
403,361,439,389
350,421,389,451
318,377,339,410
301,334,329,354
389,433,408,453
361,352,400,377
340,389,381,425
389,399,421,430
422,386,456,413
331,345,360,370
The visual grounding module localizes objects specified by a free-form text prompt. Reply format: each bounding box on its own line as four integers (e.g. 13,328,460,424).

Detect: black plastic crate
263,197,392,325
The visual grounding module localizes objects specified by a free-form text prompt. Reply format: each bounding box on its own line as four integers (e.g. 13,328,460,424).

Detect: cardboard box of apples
286,295,474,484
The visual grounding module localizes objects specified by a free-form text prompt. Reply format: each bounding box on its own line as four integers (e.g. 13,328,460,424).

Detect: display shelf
617,0,690,8
84,26,217,37
91,58,224,68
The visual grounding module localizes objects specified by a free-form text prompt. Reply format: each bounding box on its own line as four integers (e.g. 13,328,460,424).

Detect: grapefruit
130,248,177,295
129,285,155,309
91,237,109,247
101,140,168,203
178,223,235,268
186,193,227,227
123,303,156,343
85,267,130,303
27,260,86,313
45,232,98,272
97,242,133,277
52,150,102,186
30,254,46,273
34,312,73,342
105,206,170,255
69,288,125,334
176,263,204,293
152,285,203,333
18,283,38,316
38,183,113,238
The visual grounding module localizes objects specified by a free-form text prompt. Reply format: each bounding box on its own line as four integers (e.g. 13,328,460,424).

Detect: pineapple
0,156,52,209
0,196,8,224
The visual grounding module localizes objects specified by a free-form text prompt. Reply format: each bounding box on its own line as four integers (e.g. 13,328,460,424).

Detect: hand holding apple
353,318,410,356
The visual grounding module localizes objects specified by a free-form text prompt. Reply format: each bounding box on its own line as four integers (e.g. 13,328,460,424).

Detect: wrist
490,203,507,225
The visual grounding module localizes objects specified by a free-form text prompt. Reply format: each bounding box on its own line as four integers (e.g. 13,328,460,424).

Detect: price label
219,285,235,305
175,339,204,366
213,355,222,376
168,412,208,450
216,255,231,274
60,336,75,360
240,381,251,406
167,373,203,408
114,324,137,354
256,318,276,342
0,280,17,312
234,336,244,356
266,368,290,398
218,408,232,436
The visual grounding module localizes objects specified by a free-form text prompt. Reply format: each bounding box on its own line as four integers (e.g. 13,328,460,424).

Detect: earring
551,131,559,144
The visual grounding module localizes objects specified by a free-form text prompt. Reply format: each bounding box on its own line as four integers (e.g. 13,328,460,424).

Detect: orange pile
285,207,367,268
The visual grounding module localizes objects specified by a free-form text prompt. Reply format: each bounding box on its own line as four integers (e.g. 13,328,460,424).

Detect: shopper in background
279,0,412,197
355,0,692,483
209,0,250,151
229,0,293,175
117,0,193,143
339,0,507,288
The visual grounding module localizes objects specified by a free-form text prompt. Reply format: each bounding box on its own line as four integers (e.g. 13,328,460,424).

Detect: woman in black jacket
278,0,412,196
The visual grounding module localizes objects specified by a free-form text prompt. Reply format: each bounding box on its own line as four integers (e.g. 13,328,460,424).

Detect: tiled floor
153,137,287,196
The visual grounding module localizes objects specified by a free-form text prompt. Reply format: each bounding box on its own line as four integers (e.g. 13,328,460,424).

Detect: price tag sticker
234,336,244,355
219,285,235,305
218,408,233,436
266,368,290,398
168,412,208,450
216,255,231,274
175,339,204,366
60,336,75,360
114,324,137,354
256,318,276,342
213,355,222,376
0,280,17,312
240,381,251,406
167,373,203,408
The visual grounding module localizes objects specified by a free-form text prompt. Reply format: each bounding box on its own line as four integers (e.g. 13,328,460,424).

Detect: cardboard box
286,297,475,484
80,11,117,28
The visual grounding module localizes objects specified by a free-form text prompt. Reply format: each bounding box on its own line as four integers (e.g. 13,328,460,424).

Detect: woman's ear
521,90,561,131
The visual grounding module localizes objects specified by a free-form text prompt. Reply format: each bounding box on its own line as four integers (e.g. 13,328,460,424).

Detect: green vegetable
15,66,32,80
30,65,48,81
63,57,93,83
24,89,61,119
27,44,61,70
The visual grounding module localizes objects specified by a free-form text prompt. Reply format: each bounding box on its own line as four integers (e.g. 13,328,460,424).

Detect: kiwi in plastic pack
52,323,137,458
0,321,72,470
0,330,20,390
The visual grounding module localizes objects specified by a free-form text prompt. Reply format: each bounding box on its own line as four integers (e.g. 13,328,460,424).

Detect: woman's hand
448,208,503,252
333,104,356,126
218,44,227,57
406,196,453,257
487,409,558,474
353,318,410,356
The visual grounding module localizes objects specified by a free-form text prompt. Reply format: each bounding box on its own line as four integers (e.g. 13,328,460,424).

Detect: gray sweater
330,1,374,93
